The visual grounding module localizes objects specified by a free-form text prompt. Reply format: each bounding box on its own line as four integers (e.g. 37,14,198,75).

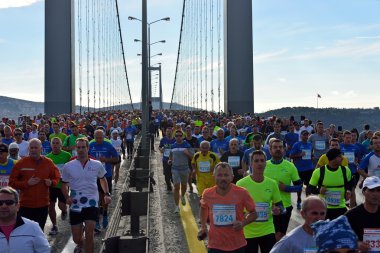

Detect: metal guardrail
100,134,153,253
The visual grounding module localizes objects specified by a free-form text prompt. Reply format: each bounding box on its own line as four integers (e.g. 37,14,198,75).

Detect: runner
159,128,176,192
0,186,50,252
308,121,329,168
191,141,220,197
89,129,118,231
9,138,61,231
307,148,353,220
220,138,244,183
61,138,112,253
237,150,283,253
45,137,71,235
198,162,257,253
358,136,380,179
290,130,314,210
110,130,122,184
62,124,85,156
168,130,192,213
264,139,302,241
123,120,138,159
316,138,349,168
270,196,326,253
0,144,16,188
345,176,380,253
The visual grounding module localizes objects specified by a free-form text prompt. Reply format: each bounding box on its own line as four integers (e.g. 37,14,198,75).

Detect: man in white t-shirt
61,138,112,253
12,128,29,157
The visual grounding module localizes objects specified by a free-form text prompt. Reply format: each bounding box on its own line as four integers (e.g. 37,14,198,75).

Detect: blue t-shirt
290,141,313,172
124,125,138,142
210,139,229,157
89,141,118,177
1,138,14,146
41,140,52,155
159,137,176,162
284,132,299,157
340,143,359,173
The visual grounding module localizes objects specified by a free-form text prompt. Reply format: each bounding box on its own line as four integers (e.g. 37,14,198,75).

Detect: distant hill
258,106,380,131
1,96,379,130
0,96,186,120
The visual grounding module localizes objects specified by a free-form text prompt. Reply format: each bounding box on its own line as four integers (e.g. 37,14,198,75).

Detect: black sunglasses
0,200,17,206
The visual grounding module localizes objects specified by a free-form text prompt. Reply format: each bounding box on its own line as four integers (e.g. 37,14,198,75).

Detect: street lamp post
129,16,169,107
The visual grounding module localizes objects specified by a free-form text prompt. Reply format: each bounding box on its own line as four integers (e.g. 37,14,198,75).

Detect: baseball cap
326,148,342,161
8,143,19,150
363,176,380,190
301,130,309,135
0,143,9,153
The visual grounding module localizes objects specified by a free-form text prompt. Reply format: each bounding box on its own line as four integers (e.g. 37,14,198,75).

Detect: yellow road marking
180,197,207,253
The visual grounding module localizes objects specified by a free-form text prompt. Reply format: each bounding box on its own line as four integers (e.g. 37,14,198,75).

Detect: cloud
330,90,358,98
291,39,380,60
355,36,380,39
254,49,288,63
0,0,42,9
277,78,287,83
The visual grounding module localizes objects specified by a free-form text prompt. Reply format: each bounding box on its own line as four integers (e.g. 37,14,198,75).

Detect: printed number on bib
255,202,269,222
199,161,211,173
345,152,355,163
302,149,311,160
228,156,240,167
315,141,326,150
325,191,341,206
163,149,171,158
363,228,380,251
213,204,236,227
127,134,133,140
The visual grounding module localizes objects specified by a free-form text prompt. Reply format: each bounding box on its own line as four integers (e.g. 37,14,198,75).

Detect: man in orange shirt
198,162,257,252
9,138,61,231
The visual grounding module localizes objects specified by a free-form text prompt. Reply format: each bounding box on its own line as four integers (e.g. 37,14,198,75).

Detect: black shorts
298,170,314,186
69,207,98,226
273,206,293,234
49,187,66,203
97,176,112,194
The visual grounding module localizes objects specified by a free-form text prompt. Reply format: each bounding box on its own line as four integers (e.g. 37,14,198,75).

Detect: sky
0,0,379,113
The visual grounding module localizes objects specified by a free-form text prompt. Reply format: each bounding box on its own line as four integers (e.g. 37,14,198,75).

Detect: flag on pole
317,94,321,98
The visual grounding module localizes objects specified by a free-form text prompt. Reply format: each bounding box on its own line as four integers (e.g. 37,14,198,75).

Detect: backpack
317,165,349,192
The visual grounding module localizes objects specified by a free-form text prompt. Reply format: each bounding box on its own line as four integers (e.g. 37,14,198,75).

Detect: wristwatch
105,192,111,197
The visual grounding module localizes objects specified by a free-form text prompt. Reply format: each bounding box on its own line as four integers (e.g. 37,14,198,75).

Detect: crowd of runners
0,110,379,253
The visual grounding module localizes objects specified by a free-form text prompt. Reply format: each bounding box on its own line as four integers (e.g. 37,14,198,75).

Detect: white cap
9,143,19,150
91,120,97,126
363,176,380,189
111,130,119,135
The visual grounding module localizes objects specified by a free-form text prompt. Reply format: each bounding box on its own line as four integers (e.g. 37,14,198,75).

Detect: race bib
304,249,318,253
213,204,236,227
325,191,341,206
72,149,77,156
255,202,269,222
155,119,159,123
127,134,133,140
363,228,380,252
56,164,65,174
345,152,355,163
315,141,326,150
115,147,122,153
0,175,9,187
199,161,211,173
163,149,171,158
228,156,240,167
302,149,311,160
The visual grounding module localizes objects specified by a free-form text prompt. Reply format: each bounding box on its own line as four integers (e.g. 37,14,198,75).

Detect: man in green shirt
62,124,84,156
49,122,67,143
237,150,283,253
264,139,302,241
307,148,352,220
46,137,72,235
